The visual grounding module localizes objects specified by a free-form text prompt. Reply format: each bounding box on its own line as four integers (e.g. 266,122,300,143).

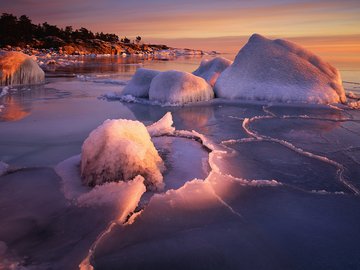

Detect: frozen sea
1,55,360,270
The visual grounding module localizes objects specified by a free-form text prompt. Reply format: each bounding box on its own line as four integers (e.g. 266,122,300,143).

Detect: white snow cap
215,34,346,104
81,119,165,191
149,70,214,105
0,51,45,86
193,57,232,87
122,68,160,98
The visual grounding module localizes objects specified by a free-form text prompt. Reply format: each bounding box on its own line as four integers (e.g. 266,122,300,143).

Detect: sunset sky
1,0,360,66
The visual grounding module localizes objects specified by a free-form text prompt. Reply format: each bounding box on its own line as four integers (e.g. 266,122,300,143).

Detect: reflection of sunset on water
0,96,31,122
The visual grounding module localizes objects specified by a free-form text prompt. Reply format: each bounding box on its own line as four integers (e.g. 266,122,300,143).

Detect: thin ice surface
92,174,360,270
1,55,360,270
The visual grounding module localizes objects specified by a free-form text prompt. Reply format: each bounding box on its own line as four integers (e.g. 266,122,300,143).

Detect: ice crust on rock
81,118,165,190
215,34,346,104
149,70,214,105
147,112,175,136
0,51,45,86
122,68,160,97
193,57,232,87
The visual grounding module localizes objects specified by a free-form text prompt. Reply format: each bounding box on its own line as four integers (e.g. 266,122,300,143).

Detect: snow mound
147,112,175,136
149,70,214,105
0,161,9,176
0,51,45,86
215,34,346,104
81,119,165,190
193,57,232,87
122,68,160,97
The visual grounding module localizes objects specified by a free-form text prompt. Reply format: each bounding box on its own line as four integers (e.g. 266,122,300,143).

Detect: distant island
0,13,216,56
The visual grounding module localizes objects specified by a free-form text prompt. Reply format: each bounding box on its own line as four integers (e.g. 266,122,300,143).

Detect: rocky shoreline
1,39,219,72
1,39,218,58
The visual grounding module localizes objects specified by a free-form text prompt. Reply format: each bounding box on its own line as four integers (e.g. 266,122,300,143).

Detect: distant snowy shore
0,43,218,72
1,42,218,59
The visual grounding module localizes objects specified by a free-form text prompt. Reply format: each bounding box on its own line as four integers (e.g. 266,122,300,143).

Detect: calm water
0,55,360,270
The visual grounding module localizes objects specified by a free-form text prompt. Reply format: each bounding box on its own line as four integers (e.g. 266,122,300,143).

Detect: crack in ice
242,114,360,195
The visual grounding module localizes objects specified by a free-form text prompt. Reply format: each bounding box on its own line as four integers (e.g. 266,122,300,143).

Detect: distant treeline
0,13,136,47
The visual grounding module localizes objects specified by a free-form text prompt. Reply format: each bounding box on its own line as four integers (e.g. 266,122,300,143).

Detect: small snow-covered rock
149,70,214,105
81,119,164,190
0,51,45,86
193,57,232,87
215,34,346,104
122,68,160,97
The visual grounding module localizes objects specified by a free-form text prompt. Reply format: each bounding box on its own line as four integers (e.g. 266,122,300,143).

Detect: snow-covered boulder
193,57,232,87
81,119,164,191
215,34,346,104
122,68,160,97
149,70,214,105
0,51,45,86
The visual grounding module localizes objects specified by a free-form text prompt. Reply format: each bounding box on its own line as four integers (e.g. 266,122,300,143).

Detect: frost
215,34,346,104
147,112,175,136
81,118,165,190
122,68,160,97
149,70,214,105
0,51,45,86
193,57,232,87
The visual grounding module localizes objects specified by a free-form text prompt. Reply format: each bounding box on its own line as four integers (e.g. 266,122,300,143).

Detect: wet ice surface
1,57,360,269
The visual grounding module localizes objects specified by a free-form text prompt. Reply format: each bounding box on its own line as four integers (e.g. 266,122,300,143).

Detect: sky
1,0,360,66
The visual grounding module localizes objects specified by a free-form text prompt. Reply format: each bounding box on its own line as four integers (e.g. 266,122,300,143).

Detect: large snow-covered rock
81,119,164,190
215,34,346,104
0,51,45,86
193,57,232,87
149,70,214,105
122,68,160,97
